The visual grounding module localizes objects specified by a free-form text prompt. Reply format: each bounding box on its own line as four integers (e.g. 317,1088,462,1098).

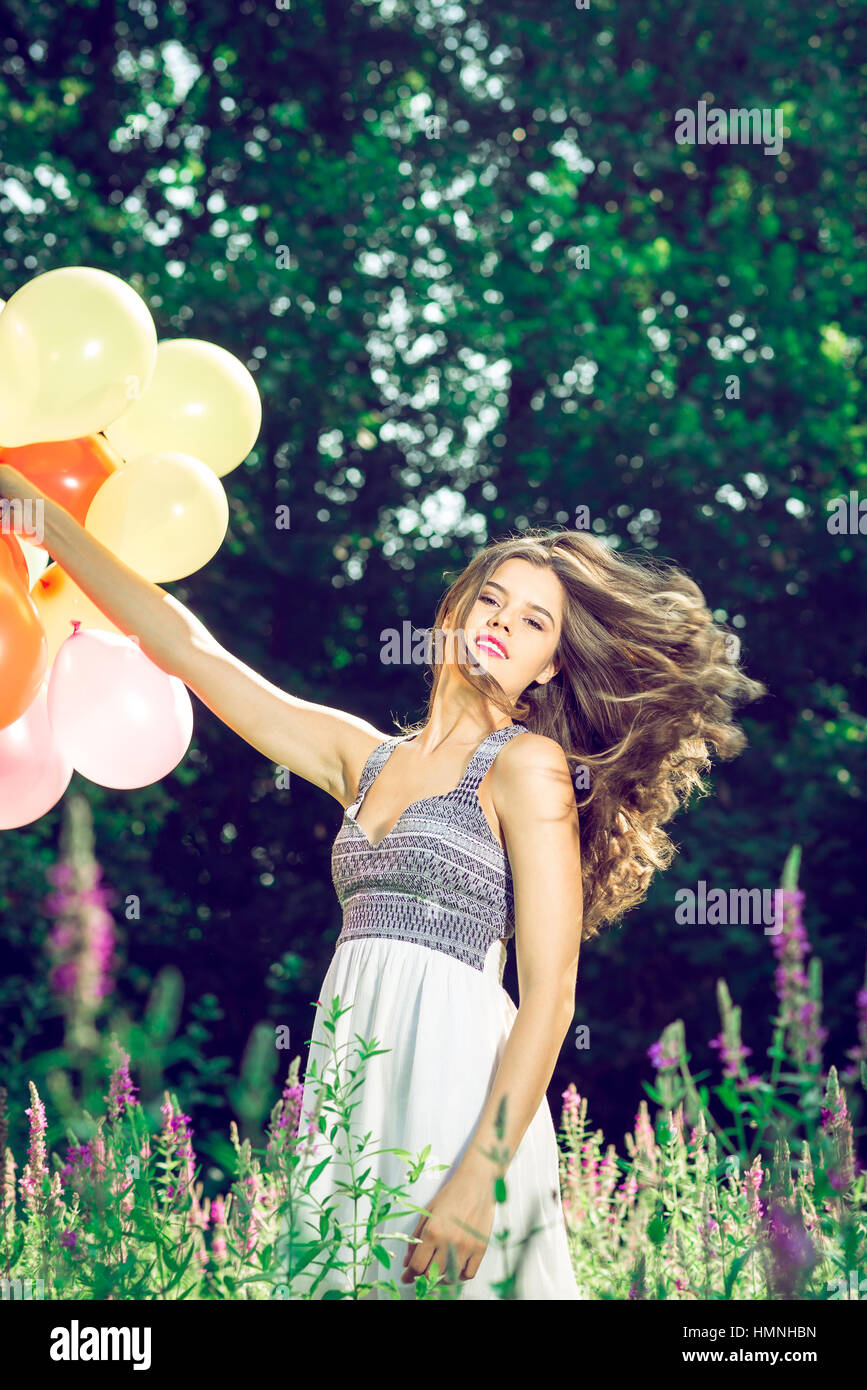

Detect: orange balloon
31,562,124,664
0,433,122,550
0,575,47,730
0,533,30,590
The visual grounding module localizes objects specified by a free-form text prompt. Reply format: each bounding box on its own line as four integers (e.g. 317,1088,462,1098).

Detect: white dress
287,725,582,1300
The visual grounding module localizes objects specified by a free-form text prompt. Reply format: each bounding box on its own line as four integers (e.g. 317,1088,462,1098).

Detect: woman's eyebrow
484,581,554,624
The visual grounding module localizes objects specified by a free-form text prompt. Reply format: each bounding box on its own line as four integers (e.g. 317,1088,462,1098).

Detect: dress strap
356,737,401,798
357,725,529,802
460,724,529,793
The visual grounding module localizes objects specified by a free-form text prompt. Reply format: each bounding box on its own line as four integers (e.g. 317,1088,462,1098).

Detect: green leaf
303,1157,331,1191
647,1216,667,1246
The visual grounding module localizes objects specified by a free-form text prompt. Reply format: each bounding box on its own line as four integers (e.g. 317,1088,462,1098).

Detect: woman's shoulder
495,727,571,776
491,729,576,828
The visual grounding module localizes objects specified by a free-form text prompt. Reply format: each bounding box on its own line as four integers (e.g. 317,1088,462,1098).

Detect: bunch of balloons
0,266,262,829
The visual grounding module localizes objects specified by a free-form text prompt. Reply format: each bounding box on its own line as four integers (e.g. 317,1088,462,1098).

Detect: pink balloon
0,680,73,829
47,628,194,788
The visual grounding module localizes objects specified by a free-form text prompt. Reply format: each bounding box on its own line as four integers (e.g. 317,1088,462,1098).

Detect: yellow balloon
0,268,157,447
31,563,125,665
84,450,230,583
104,338,261,478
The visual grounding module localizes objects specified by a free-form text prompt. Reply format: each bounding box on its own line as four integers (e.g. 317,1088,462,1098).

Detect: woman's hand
400,1165,497,1287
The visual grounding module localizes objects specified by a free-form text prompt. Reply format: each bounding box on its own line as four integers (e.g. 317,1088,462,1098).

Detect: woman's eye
480,594,542,629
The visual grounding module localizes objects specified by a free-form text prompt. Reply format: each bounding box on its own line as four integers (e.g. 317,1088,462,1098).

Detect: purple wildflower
764,1202,817,1296
210,1195,228,1264
647,1040,679,1071
238,1171,260,1255
742,1155,765,1223
820,1070,856,1193
44,842,118,1048
18,1083,47,1214
60,1142,93,1184
843,986,867,1084
276,1082,303,1136
633,1102,656,1162
46,863,75,889
770,888,828,1068
561,1083,581,1129
160,1095,197,1199
709,1031,753,1079
3,1148,16,1222
104,1045,138,1123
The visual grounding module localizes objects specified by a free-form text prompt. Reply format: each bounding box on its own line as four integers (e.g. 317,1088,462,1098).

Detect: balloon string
70,620,81,635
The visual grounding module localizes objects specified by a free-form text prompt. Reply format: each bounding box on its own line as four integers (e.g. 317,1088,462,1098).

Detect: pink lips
476,632,507,659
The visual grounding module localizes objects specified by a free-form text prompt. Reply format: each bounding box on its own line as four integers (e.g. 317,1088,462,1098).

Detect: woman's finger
402,1216,427,1266
460,1252,483,1281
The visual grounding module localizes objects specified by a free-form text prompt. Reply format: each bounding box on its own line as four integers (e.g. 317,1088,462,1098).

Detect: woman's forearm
458,995,575,1183
2,468,209,681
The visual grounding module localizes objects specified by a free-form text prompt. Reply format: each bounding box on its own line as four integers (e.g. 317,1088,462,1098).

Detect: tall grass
1,801,864,1299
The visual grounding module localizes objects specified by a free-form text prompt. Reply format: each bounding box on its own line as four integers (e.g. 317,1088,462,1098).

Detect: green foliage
3,842,864,1302
3,939,865,1299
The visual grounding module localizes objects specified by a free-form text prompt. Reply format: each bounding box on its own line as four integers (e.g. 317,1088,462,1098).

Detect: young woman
0,463,766,1299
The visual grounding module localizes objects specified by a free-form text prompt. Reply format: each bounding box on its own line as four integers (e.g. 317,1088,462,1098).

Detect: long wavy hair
398,529,767,942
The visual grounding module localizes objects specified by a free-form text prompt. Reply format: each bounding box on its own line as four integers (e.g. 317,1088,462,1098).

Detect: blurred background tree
1,0,864,1175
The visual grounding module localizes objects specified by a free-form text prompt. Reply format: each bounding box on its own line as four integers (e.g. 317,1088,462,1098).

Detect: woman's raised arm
0,464,383,804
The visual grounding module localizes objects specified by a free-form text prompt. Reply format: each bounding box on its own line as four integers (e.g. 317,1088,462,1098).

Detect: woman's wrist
0,464,96,572
0,463,46,504
0,465,51,550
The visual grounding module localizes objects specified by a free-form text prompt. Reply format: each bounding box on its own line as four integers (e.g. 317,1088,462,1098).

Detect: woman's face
457,557,564,698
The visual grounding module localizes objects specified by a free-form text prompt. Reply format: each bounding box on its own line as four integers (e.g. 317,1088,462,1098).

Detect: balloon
0,574,47,730
0,529,51,589
85,450,230,582
31,563,125,666
0,267,157,446
0,680,73,829
104,338,261,478
0,533,30,589
0,435,122,546
20,539,51,587
47,628,194,789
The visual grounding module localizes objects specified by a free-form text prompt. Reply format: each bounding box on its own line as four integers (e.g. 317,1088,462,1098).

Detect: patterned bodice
331,724,530,972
